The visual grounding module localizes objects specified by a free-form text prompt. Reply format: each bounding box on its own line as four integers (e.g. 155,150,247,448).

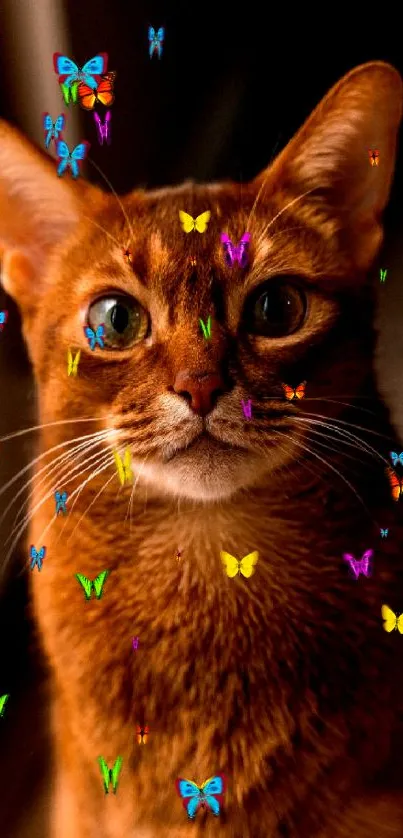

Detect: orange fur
1,63,403,837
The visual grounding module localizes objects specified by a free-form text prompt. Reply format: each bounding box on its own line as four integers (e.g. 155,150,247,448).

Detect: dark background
0,4,402,835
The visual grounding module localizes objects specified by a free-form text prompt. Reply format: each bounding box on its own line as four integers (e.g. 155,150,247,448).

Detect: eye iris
250,283,305,337
110,303,129,333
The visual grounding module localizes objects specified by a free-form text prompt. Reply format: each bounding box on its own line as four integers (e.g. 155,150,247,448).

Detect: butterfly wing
157,27,165,42
239,551,259,578
82,54,108,77
0,694,9,716
72,350,81,373
123,448,133,481
70,142,90,178
53,54,79,84
43,113,54,148
77,82,96,110
382,604,397,632
67,349,73,374
343,553,359,579
201,775,226,815
398,614,403,635
96,74,115,107
194,211,211,233
114,451,125,485
386,467,403,501
85,326,95,349
361,549,373,577
175,779,201,818
282,383,295,400
220,551,241,578
75,573,93,600
93,570,109,599
179,210,195,233
56,140,70,176
148,26,156,41
97,756,111,793
110,756,123,792
54,114,65,135
390,452,398,467
220,233,235,267
237,232,251,267
294,381,306,399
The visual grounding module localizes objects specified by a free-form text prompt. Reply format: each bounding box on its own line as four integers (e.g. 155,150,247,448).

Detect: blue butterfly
390,452,403,468
43,113,65,149
53,53,108,90
380,528,389,538
175,775,226,819
56,140,90,179
148,27,164,59
30,545,46,571
85,324,105,350
55,491,68,515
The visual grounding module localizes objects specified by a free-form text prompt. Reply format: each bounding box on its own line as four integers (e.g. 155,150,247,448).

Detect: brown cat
1,61,403,838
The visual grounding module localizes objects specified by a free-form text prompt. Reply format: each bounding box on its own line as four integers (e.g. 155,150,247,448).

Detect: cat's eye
87,295,149,348
244,280,306,337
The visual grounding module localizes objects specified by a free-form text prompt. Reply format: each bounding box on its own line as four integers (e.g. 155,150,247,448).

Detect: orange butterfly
386,467,403,501
368,149,380,166
282,381,306,401
136,725,149,744
77,72,116,111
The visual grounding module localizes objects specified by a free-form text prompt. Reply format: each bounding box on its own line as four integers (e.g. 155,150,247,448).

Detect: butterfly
98,756,123,794
148,26,165,59
136,725,149,744
75,570,109,601
382,604,403,633
0,694,10,717
43,113,65,149
199,316,212,340
176,775,226,819
380,528,389,538
386,467,403,501
342,549,373,579
67,348,81,376
56,140,90,179
123,248,133,265
179,210,211,233
176,549,182,562
282,382,306,401
53,53,108,90
390,451,403,468
380,268,387,283
85,324,105,350
60,82,79,105
55,491,68,515
114,449,133,486
30,545,46,571
0,311,8,331
220,551,259,579
78,72,116,111
368,149,380,166
132,636,139,650
220,232,250,267
94,111,112,146
241,398,252,420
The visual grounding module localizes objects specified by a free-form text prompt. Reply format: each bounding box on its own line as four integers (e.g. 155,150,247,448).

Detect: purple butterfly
220,232,250,268
343,549,373,579
94,111,112,146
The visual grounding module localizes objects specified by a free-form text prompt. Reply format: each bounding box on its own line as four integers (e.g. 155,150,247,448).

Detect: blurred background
0,2,402,835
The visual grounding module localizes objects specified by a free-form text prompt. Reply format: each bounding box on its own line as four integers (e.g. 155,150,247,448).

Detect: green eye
87,295,149,348
244,280,306,337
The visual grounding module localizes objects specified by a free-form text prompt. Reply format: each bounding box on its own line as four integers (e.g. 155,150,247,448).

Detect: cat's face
0,62,401,502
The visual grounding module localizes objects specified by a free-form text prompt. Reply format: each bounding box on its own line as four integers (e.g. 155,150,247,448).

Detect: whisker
294,410,395,443
54,449,117,547
82,213,125,250
87,158,135,248
66,466,118,545
293,416,389,466
0,416,102,445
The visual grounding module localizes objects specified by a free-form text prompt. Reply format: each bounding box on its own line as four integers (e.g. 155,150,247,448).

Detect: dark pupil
110,304,129,333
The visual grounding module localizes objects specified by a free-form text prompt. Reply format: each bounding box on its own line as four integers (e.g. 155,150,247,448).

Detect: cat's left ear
255,62,403,270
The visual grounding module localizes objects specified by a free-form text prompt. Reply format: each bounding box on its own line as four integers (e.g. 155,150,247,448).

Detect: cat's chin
135,437,272,502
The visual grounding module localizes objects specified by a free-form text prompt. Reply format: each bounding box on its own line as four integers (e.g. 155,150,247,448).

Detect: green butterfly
98,756,123,794
199,315,212,340
60,81,79,105
75,570,109,601
0,694,9,717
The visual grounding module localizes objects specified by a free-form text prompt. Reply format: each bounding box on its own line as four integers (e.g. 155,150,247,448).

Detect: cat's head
0,62,401,502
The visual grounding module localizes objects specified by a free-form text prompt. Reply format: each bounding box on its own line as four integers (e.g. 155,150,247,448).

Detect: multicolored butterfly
0,694,10,717
220,551,259,579
94,111,112,146
386,467,403,501
179,210,210,233
382,604,403,633
0,311,8,331
43,113,65,149
342,549,373,579
60,81,79,105
56,140,90,179
67,348,81,376
368,149,380,166
176,775,226,819
85,324,105,350
380,528,389,538
220,232,250,267
136,725,149,744
98,756,123,794
78,72,116,111
55,491,68,515
114,449,133,486
53,53,108,91
390,452,403,468
30,545,46,571
282,382,306,401
148,27,165,59
75,570,109,601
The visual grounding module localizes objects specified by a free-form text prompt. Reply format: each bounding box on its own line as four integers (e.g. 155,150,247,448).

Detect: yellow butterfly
220,551,259,579
114,449,133,486
179,210,211,234
67,349,81,376
382,604,403,633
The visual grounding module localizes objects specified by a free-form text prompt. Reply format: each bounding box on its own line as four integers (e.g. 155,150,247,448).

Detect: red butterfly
368,149,380,167
123,248,133,265
136,725,149,744
386,467,403,501
282,381,306,401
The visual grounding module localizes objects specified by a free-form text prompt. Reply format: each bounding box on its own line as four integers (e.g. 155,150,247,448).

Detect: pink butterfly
220,232,250,267
342,549,373,579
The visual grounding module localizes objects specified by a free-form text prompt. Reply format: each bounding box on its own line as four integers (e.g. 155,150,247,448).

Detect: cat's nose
173,370,227,416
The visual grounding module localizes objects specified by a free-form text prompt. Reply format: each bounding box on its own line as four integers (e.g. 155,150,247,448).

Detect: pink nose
173,370,227,416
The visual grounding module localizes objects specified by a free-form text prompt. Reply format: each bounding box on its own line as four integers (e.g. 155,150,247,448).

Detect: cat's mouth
162,431,242,463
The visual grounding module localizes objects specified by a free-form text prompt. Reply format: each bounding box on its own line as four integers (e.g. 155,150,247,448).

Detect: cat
0,60,403,838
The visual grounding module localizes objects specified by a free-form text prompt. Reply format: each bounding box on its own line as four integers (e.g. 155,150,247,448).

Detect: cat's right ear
0,120,100,320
